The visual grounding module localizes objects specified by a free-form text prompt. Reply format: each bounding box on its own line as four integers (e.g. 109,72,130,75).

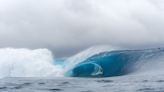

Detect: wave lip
65,45,118,72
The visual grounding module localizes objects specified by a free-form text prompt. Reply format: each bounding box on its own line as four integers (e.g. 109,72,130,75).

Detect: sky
0,0,164,57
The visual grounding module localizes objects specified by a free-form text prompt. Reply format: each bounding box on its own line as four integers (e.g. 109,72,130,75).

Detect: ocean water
0,47,164,92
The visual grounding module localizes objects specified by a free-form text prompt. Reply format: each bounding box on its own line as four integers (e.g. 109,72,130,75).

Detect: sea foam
0,48,63,78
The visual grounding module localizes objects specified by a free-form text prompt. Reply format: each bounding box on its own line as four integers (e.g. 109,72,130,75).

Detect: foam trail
0,48,63,78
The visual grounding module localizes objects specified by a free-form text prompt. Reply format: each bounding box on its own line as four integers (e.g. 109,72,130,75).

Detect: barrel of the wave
67,50,143,77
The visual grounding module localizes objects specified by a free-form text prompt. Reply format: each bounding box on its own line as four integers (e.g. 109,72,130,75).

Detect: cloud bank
0,0,164,57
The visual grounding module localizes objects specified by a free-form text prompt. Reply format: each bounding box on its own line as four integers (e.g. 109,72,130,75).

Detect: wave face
67,48,164,77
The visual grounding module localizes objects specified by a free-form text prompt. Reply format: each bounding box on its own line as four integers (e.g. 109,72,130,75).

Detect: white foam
0,48,63,78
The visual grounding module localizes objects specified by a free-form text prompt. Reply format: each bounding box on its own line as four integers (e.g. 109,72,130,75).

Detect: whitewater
0,46,164,92
0,48,63,78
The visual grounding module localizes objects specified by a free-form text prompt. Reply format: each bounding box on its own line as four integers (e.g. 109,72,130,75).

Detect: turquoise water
67,48,164,77
53,59,66,68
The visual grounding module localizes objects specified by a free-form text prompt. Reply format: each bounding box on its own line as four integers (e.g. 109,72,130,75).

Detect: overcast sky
0,0,164,57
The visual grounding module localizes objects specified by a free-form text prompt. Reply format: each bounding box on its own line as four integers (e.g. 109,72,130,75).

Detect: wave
66,48,164,77
1,46,164,78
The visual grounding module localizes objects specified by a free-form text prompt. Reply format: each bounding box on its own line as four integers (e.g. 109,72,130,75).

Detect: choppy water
1,74,164,92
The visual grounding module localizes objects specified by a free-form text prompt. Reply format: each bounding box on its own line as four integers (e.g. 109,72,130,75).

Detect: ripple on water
49,88,63,91
0,87,7,90
81,91,92,92
96,80,113,83
137,88,155,92
157,80,164,83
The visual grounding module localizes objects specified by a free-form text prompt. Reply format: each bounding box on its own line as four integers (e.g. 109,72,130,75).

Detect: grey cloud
0,0,164,57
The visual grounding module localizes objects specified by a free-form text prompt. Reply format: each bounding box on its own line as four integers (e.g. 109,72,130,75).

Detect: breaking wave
66,47,164,77
1,46,164,78
0,48,63,78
